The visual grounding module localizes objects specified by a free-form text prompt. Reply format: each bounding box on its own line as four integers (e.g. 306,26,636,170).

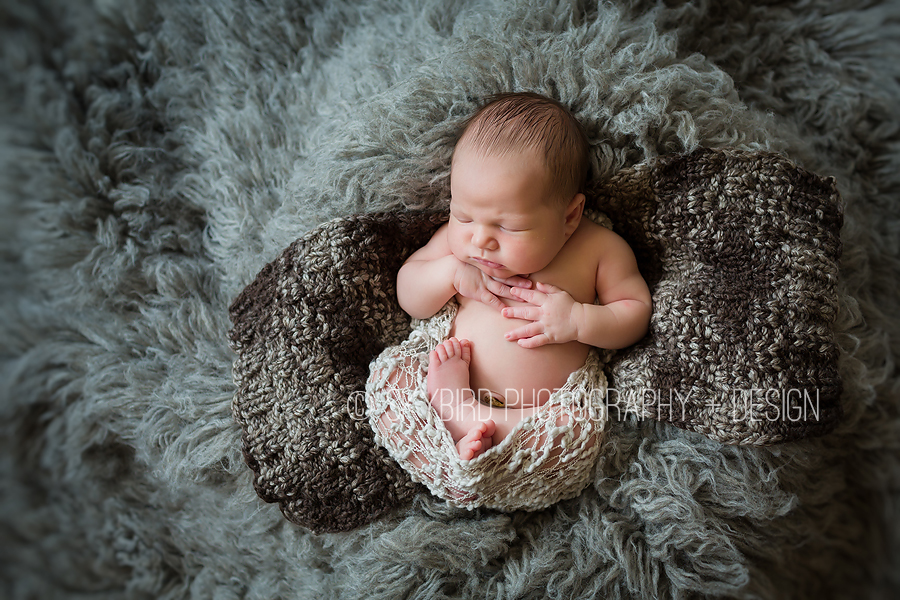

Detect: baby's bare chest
449,299,590,405
449,254,599,403
529,240,600,304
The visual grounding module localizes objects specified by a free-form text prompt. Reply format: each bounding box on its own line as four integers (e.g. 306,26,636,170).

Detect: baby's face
448,146,575,278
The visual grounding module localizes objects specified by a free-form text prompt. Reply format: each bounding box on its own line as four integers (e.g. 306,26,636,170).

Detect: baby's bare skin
426,211,618,456
426,338,499,460
448,217,602,409
422,216,640,459
399,144,651,460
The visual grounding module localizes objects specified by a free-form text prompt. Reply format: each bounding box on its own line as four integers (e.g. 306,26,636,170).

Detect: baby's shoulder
405,222,451,262
566,218,638,268
569,218,618,253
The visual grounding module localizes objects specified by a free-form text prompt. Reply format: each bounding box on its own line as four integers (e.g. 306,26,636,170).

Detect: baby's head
452,92,590,206
447,93,592,278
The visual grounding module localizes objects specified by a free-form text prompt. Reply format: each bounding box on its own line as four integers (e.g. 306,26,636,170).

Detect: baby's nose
472,227,497,249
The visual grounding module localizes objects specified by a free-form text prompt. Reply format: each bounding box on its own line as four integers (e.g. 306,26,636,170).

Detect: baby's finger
485,277,516,299
501,306,542,321
504,322,544,342
516,333,550,349
508,285,545,304
493,275,533,289
534,281,562,294
479,289,505,311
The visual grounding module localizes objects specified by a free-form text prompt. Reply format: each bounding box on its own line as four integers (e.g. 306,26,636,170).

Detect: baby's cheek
448,240,468,262
517,246,552,273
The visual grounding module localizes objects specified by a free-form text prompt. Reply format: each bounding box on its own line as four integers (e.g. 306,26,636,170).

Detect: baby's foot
457,420,497,460
427,337,472,409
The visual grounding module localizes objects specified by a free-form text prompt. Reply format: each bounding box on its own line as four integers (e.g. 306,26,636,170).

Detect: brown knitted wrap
229,147,843,532
229,211,445,533
591,147,843,444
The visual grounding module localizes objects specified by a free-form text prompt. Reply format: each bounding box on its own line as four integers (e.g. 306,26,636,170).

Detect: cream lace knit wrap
365,301,607,510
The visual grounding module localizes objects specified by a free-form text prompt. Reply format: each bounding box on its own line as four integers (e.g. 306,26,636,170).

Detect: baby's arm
577,232,652,348
503,230,651,349
397,225,459,318
398,224,531,319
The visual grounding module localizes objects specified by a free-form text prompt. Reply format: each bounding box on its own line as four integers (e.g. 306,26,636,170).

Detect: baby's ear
564,193,586,234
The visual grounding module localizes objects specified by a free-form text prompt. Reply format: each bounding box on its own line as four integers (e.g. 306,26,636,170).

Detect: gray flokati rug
2,0,899,598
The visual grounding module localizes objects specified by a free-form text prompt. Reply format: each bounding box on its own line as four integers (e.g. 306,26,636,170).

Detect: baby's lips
473,256,504,269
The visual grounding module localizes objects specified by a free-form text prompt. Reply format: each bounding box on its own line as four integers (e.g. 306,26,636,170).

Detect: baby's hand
501,282,583,348
453,260,532,311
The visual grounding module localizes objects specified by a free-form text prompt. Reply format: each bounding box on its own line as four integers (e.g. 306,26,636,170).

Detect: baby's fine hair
455,92,590,204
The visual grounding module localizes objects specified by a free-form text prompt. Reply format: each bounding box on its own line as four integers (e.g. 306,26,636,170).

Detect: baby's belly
449,298,590,407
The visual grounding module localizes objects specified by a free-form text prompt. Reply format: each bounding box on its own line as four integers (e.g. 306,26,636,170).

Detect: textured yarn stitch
365,300,607,510
229,211,445,533
593,148,843,444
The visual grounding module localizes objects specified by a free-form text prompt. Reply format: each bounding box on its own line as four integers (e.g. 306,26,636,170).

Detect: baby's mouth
472,257,504,269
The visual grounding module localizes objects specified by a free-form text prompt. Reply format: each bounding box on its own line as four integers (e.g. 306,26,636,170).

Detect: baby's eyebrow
500,214,531,224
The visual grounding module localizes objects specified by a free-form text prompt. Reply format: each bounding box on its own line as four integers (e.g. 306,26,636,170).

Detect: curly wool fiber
2,0,899,598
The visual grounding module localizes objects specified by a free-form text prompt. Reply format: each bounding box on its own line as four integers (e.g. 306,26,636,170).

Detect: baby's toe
428,347,442,365
459,339,472,364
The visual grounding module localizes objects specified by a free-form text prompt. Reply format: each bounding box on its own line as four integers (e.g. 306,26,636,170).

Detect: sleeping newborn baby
366,92,651,509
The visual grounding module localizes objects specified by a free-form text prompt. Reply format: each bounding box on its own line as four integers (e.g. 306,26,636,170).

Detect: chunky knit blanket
3,1,899,598
595,148,844,445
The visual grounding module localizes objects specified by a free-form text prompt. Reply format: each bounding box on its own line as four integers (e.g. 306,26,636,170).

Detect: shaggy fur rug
2,0,899,598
